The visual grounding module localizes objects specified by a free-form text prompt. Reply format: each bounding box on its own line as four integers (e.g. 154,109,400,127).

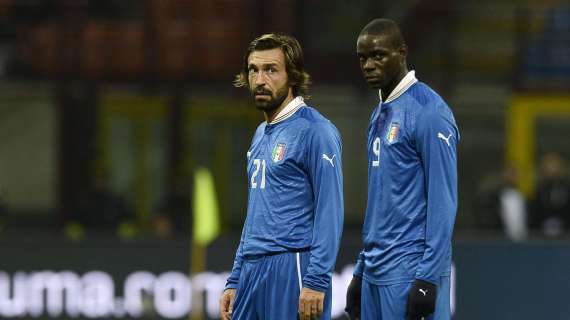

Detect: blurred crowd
475,151,570,241
1,152,569,242
0,1,567,244
60,170,192,241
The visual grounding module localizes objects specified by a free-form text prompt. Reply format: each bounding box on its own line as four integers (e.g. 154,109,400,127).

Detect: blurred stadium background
0,0,568,319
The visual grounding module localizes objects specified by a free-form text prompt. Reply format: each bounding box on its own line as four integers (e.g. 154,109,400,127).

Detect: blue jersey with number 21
226,98,344,293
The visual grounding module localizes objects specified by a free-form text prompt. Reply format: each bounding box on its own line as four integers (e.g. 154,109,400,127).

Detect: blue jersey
226,98,344,292
354,72,459,286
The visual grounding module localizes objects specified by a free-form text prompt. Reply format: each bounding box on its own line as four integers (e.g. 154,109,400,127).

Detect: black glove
406,279,437,320
345,276,362,319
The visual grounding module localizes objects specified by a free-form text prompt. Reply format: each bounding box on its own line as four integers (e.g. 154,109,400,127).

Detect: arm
407,105,458,319
302,123,344,292
225,129,260,290
220,221,248,318
414,106,459,284
225,217,248,290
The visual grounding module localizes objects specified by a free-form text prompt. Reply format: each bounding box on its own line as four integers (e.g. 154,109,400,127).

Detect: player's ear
398,44,408,59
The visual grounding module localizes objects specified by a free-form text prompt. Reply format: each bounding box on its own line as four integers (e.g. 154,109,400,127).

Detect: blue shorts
361,276,450,320
232,251,332,320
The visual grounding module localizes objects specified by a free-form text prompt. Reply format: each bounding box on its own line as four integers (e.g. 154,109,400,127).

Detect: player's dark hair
359,18,406,49
234,33,311,99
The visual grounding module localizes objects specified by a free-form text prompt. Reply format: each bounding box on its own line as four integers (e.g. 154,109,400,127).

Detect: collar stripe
270,96,305,124
379,71,418,103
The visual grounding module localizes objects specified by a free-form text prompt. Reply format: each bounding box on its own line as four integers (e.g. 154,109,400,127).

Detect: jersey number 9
372,137,381,167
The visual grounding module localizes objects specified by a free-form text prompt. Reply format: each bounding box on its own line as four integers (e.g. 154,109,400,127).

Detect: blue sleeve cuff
302,280,328,293
224,280,238,290
414,277,438,287
353,252,365,277
302,272,331,293
353,263,364,278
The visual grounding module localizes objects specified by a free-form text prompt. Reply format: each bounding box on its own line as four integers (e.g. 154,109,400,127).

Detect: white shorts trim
296,252,302,290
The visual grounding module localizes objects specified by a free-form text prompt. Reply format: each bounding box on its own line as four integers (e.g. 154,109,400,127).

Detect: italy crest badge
386,122,400,144
272,143,286,162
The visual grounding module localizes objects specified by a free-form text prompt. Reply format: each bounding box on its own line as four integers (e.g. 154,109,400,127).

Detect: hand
219,288,236,320
298,287,325,320
406,279,437,320
344,276,362,320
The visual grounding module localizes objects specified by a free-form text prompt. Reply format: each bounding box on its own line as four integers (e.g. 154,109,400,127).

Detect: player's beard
252,84,289,113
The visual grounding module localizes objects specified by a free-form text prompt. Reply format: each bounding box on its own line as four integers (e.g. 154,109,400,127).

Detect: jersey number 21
251,159,266,189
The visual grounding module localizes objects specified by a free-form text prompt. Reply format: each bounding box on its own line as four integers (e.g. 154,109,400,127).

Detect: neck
264,92,294,123
382,68,408,101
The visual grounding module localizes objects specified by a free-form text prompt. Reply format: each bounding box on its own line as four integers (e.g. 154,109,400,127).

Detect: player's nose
254,70,268,86
362,57,376,71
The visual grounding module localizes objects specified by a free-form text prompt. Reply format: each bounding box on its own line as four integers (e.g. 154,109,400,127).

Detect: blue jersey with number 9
355,75,459,286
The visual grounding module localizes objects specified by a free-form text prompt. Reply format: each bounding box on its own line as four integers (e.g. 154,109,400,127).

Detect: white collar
269,96,306,124
378,70,418,103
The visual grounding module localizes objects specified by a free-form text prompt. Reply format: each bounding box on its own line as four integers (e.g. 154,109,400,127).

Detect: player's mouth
364,74,382,82
254,89,272,97
255,94,272,100
363,74,385,89
254,94,272,103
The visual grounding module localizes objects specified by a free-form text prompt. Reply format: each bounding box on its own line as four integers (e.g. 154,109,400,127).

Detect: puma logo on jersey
437,132,453,146
322,154,336,167
419,289,428,296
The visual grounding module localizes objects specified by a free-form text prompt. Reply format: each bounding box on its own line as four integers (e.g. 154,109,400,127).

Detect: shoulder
402,82,457,129
297,106,339,132
250,122,267,142
296,106,341,141
408,83,453,115
254,122,267,135
403,82,444,109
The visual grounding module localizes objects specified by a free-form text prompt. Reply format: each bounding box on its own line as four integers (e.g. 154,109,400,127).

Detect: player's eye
248,67,258,75
374,52,387,60
358,55,370,64
266,67,276,74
